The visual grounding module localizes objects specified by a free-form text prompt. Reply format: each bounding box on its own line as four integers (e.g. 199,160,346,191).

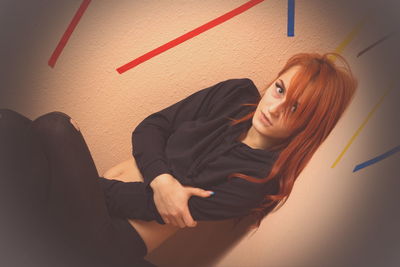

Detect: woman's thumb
189,187,214,197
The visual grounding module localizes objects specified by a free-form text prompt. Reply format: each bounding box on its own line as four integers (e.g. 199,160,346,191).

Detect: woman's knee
69,118,80,131
31,111,80,136
0,108,32,129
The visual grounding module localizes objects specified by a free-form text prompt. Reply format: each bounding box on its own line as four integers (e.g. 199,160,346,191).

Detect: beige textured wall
1,0,399,266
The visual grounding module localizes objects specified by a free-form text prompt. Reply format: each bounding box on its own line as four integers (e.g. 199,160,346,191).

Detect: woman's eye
275,82,285,95
291,103,298,112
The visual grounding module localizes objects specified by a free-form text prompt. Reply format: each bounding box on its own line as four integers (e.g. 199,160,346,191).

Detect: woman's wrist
150,173,172,189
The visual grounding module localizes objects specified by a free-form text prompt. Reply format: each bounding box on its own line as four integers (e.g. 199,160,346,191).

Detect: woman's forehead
278,66,302,89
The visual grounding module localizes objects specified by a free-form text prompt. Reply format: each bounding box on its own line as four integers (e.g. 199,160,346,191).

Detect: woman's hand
150,173,214,228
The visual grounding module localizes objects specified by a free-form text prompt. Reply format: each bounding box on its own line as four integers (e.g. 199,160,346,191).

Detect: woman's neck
240,126,282,151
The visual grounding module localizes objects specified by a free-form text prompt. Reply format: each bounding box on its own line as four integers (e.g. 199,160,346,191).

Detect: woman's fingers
174,216,186,228
171,192,197,227
151,175,200,228
166,212,183,228
182,208,197,227
161,208,181,227
165,211,187,228
168,210,196,228
162,216,169,224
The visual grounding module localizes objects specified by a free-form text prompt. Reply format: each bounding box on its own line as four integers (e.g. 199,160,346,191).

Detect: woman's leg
0,109,52,267
0,109,155,267
30,110,156,266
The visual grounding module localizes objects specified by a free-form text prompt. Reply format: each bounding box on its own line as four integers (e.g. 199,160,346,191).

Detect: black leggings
0,109,156,267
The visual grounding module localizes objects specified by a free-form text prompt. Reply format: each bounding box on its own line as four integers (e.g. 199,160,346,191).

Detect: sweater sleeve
186,176,278,222
97,176,278,225
132,78,254,189
143,176,278,224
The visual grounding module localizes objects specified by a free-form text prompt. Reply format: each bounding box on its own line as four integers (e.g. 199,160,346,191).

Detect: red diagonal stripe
48,0,92,68
117,0,265,74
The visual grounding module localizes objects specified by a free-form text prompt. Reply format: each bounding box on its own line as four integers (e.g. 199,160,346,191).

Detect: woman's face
252,66,301,142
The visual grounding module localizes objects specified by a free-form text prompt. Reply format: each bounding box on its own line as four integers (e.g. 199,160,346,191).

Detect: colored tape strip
331,81,395,168
353,145,400,172
329,9,395,168
116,0,265,74
287,0,295,37
357,30,397,57
328,10,373,62
48,0,92,68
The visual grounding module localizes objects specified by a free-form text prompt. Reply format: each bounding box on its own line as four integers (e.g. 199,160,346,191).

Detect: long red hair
227,52,358,230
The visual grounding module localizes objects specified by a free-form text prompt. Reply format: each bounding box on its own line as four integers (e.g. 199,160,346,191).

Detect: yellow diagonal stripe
331,81,395,168
328,8,394,168
328,10,373,62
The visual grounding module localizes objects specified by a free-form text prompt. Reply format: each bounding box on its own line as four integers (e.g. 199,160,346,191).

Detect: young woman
0,52,357,266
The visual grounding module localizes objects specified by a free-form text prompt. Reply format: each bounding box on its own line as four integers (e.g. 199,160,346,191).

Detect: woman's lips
260,112,272,126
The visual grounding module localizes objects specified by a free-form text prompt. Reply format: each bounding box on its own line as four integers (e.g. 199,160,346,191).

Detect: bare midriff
103,157,180,255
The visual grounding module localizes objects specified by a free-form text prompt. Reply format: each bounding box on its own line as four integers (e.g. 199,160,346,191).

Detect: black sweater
99,78,281,224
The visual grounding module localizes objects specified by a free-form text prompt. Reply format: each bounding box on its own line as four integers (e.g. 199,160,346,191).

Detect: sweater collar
187,107,283,177
226,117,283,159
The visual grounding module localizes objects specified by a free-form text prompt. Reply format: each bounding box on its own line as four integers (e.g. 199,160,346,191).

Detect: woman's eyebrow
280,78,301,106
279,79,286,91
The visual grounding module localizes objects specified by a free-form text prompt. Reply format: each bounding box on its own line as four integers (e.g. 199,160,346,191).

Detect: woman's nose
268,101,284,116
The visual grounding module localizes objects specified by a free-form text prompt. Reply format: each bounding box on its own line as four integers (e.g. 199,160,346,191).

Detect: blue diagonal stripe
353,145,400,172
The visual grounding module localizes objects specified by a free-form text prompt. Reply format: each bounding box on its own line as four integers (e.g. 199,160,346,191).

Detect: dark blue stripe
353,145,400,172
287,0,295,37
